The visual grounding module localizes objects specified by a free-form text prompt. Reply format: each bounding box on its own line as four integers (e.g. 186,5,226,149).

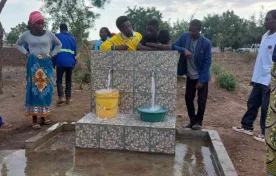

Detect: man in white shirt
233,10,276,142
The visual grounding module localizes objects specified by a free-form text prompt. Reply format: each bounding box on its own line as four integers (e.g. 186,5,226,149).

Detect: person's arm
273,45,276,62
51,39,57,68
24,44,30,53
145,41,172,50
198,41,212,85
172,45,185,53
173,33,192,59
100,38,116,51
137,43,156,50
100,36,128,51
49,32,62,56
73,37,77,58
174,34,184,47
136,35,153,50
16,32,29,55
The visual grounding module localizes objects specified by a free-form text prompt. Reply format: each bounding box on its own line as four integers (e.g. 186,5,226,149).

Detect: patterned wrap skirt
266,63,276,175
25,54,54,117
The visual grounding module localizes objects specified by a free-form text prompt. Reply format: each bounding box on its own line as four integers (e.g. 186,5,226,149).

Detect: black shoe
192,123,202,130
183,123,193,129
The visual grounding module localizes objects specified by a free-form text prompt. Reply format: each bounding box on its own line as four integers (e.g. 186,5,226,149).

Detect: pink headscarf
29,11,44,25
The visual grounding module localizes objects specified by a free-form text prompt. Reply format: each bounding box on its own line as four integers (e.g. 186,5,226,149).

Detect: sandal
44,119,52,125
1,123,12,128
40,119,52,125
32,124,41,130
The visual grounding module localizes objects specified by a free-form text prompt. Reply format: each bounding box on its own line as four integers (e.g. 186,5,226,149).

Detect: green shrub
216,71,237,91
83,57,91,73
73,57,91,89
74,71,90,89
211,64,222,76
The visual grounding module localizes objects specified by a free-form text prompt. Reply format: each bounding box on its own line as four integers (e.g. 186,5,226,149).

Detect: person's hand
115,45,128,50
196,82,203,90
184,49,192,59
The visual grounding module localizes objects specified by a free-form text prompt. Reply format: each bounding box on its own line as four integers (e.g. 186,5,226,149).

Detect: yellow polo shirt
100,32,142,51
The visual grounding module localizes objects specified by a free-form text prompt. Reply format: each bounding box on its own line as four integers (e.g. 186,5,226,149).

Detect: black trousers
185,77,209,125
56,67,73,98
241,83,269,135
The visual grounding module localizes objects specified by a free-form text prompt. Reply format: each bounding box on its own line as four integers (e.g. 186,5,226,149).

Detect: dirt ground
0,53,267,176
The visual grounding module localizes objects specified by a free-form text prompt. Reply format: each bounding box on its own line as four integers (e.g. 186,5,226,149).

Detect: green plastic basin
137,106,168,122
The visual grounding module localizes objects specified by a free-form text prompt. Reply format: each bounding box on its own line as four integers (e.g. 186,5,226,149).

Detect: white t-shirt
252,31,276,86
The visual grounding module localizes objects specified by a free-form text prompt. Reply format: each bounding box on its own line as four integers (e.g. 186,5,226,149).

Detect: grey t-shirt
16,30,62,56
187,40,199,79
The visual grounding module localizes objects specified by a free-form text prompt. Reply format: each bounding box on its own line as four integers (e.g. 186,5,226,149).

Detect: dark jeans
56,67,73,98
241,83,270,135
185,77,209,125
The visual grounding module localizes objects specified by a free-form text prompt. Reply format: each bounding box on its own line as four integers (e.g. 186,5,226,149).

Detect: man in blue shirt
174,19,212,130
53,24,77,105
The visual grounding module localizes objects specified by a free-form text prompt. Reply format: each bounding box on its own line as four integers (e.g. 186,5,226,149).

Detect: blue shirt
94,37,110,51
53,32,77,67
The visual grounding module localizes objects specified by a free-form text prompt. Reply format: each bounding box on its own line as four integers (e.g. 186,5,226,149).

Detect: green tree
213,33,225,52
203,10,266,51
220,11,247,49
202,14,220,46
170,19,188,41
6,22,28,46
41,0,108,56
0,0,8,94
242,14,264,50
203,11,254,50
125,6,163,35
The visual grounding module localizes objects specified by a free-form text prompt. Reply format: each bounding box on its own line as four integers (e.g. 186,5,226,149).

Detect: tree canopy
6,22,27,46
41,0,109,55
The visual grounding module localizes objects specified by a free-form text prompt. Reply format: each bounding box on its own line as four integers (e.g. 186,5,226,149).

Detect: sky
1,0,276,40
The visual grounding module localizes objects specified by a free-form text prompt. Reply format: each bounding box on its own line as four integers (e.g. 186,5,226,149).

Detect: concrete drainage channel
23,122,238,176
25,122,75,150
176,129,238,176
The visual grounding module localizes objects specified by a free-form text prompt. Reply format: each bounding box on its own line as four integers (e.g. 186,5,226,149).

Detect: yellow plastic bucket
95,89,119,118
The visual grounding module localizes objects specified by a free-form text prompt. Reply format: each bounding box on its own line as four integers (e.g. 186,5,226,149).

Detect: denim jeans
241,83,270,134
56,67,73,98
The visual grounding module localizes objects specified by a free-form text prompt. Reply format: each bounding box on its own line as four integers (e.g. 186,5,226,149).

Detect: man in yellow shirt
100,16,142,51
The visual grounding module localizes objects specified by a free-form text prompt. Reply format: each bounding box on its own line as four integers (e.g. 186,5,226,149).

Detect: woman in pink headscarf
16,11,62,129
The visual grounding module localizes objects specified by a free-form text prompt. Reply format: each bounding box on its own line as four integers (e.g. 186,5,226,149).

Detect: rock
6,75,12,79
